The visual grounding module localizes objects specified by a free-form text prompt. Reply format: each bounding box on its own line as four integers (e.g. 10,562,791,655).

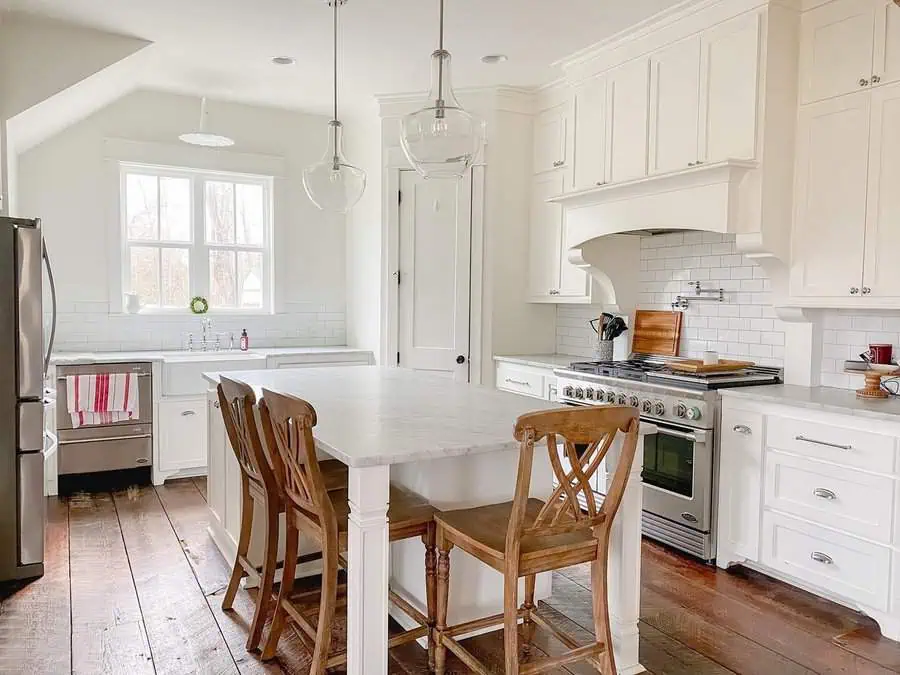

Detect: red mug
865,344,893,365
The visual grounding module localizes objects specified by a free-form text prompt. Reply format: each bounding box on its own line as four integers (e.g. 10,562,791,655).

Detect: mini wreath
189,296,209,315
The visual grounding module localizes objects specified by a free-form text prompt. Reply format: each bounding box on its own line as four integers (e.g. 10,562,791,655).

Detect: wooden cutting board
631,310,683,357
668,359,755,373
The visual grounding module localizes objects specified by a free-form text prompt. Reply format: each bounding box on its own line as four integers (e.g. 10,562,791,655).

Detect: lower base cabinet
495,360,558,401
156,396,208,483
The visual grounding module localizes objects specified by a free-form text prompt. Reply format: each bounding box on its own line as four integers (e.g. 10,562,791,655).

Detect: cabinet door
648,37,701,174
717,407,764,566
558,212,590,300
791,92,870,298
573,75,608,190
206,392,226,524
699,12,761,163
864,82,900,297
528,171,564,300
533,103,569,173
800,0,876,104
158,397,208,473
606,57,650,183
874,0,900,86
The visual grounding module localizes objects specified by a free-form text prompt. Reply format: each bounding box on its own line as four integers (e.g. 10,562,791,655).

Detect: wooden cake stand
845,368,900,399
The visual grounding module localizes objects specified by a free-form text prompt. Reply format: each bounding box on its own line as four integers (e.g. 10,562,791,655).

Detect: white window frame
119,162,274,314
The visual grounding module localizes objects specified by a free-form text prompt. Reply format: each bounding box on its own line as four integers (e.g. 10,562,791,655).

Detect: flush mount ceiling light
179,97,235,147
481,54,508,64
400,0,485,180
271,55,297,66
302,0,367,213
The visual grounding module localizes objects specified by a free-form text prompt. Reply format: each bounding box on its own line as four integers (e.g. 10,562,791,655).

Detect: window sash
121,163,273,313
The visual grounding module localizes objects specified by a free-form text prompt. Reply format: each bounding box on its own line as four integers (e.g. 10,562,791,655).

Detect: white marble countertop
50,346,373,366
721,384,900,421
493,353,580,370
202,366,655,467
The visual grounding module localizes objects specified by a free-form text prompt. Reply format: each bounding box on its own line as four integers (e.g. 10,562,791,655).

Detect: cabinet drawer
762,511,890,612
496,364,545,398
766,416,895,473
765,450,894,543
58,435,152,475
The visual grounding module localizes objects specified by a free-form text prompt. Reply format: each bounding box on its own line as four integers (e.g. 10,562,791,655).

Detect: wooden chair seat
435,498,603,576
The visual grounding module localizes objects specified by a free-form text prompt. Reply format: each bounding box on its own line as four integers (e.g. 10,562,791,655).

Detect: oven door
641,421,712,533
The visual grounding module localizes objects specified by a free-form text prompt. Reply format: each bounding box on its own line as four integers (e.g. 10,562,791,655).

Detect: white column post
607,428,650,675
346,464,391,675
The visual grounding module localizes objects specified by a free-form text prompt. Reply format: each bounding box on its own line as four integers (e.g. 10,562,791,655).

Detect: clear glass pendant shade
401,50,484,179
303,120,366,214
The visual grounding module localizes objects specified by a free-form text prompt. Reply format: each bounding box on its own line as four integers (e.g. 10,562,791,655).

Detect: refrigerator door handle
42,238,57,379
16,220,43,399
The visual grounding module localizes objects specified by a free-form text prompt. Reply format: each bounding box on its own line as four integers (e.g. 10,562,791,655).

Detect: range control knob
641,399,652,414
606,390,617,403
595,389,605,401
686,406,702,421
585,388,595,401
575,387,585,400
653,401,666,416
628,395,640,408
617,393,627,405
674,403,687,418
563,386,574,398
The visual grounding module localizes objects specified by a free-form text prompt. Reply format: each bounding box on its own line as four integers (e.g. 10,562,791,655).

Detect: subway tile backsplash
46,301,347,353
556,232,785,367
819,310,900,390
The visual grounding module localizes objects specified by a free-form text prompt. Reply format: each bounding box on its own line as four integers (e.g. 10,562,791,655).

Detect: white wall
19,90,348,352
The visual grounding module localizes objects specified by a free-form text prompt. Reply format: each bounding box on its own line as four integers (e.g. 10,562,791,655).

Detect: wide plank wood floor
0,477,897,674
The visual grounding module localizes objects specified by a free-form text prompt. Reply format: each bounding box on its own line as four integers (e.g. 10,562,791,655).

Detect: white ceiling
2,0,681,114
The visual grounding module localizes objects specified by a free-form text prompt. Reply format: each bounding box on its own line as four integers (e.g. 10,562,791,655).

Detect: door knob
456,355,466,365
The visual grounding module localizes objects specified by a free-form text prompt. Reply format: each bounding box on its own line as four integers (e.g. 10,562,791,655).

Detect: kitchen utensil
863,344,893,364
703,350,719,365
608,316,627,340
667,359,755,374
632,310,683,357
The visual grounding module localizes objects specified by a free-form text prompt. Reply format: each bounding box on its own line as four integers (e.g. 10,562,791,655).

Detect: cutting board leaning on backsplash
630,310,682,357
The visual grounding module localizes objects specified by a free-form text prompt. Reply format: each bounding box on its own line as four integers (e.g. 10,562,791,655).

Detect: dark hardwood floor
0,477,897,674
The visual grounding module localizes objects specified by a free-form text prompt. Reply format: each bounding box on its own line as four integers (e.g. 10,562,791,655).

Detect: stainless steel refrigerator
0,217,57,582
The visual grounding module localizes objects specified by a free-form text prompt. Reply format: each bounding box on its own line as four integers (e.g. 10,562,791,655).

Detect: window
121,164,272,311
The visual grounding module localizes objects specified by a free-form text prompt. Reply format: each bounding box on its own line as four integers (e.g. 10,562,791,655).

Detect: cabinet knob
552,160,564,168
812,487,837,501
859,78,870,87
862,287,872,295
688,162,696,167
872,74,882,84
810,551,834,565
850,287,860,295
732,424,752,435
213,401,220,409
181,410,197,417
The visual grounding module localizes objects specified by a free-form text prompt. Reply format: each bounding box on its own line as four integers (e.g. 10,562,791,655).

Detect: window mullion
195,177,209,300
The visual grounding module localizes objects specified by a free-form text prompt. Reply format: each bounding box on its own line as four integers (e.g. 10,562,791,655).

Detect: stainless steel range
555,356,780,563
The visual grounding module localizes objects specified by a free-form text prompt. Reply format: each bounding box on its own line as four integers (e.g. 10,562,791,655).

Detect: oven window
642,429,694,498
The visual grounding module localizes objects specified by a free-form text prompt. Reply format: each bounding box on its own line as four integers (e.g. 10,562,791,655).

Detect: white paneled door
398,171,472,381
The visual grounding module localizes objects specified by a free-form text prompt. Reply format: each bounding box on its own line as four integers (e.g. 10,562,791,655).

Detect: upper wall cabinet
572,75,609,190
533,101,571,174
607,57,651,183
798,0,900,104
649,37,702,174
699,12,761,163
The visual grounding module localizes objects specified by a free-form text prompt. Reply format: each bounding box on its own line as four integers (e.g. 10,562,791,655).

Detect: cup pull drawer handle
810,551,834,565
505,378,531,388
813,487,837,501
795,435,852,451
732,424,752,434
181,410,197,416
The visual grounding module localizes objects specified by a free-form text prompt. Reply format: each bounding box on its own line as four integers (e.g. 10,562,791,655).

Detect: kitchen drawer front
162,358,266,397
496,363,546,399
766,416,896,474
765,450,895,543
58,435,152,475
761,511,891,612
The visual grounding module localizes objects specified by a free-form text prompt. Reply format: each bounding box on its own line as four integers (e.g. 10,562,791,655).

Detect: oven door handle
656,425,707,444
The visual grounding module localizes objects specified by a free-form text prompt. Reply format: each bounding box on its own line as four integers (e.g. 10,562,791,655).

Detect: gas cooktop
565,357,781,390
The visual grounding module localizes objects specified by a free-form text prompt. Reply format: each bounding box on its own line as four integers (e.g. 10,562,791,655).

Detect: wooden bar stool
217,377,348,652
433,406,641,675
257,388,439,673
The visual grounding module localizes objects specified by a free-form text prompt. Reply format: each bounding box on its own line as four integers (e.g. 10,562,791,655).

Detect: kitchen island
202,366,655,674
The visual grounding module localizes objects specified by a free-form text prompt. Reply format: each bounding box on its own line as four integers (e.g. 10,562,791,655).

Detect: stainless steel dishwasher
56,362,153,475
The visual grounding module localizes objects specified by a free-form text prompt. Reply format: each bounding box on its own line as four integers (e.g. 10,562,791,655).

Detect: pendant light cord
437,0,445,103
332,0,339,161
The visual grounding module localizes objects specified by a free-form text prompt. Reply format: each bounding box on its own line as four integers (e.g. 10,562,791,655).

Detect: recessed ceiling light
271,56,296,66
481,54,508,64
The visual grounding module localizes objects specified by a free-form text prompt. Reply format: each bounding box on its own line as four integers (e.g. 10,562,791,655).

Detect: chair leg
503,568,520,675
434,529,453,675
591,542,616,675
261,515,299,661
310,532,340,675
222,475,253,611
247,495,279,651
521,574,537,655
423,525,437,672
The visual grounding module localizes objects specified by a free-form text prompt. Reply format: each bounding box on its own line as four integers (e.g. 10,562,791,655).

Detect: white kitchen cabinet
648,37,702,174
874,0,900,86
206,390,226,527
790,91,871,298
800,0,877,104
533,101,571,174
157,396,208,479
699,12,761,163
606,57,651,183
572,75,608,190
495,360,558,401
717,406,764,565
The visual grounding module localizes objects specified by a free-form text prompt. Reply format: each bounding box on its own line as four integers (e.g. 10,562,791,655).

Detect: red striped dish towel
66,373,140,428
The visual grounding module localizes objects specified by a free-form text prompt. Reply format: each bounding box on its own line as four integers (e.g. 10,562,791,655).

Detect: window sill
109,310,277,318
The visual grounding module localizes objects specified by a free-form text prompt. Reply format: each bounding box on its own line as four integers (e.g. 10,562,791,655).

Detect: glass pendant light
303,0,366,213
400,0,484,180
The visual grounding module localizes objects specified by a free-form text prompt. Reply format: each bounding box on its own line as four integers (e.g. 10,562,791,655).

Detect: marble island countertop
493,353,581,369
720,384,900,421
50,346,373,366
